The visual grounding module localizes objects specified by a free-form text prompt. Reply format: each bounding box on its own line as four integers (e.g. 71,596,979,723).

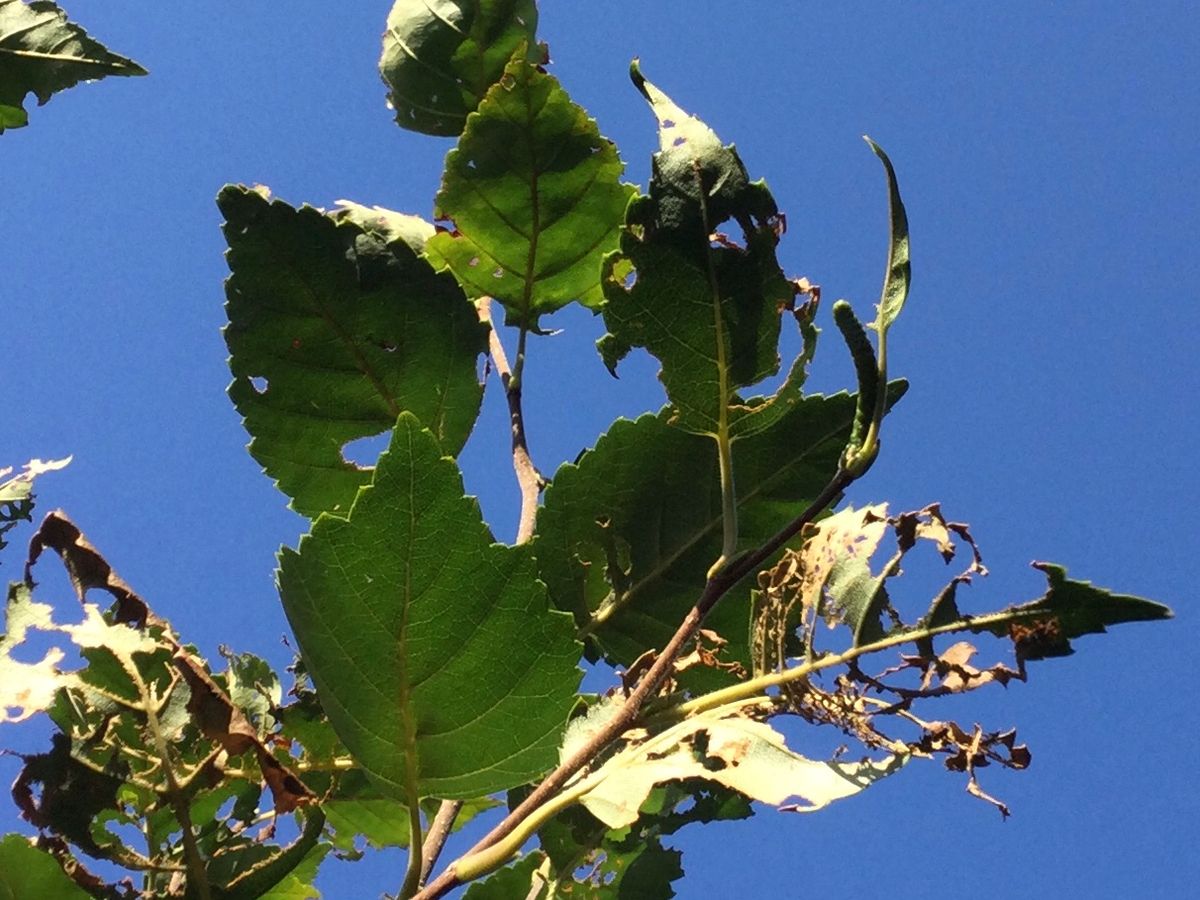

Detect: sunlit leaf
380,0,537,137
0,0,145,133
574,699,905,829
426,57,636,327
277,414,582,799
220,185,488,519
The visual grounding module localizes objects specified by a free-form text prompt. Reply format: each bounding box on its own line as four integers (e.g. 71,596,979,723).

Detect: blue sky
4,2,1197,897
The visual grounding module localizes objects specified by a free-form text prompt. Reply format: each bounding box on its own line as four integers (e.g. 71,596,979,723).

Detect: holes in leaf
672,136,686,148
341,432,389,467
468,257,480,267
249,376,269,395
662,118,675,128
492,267,504,279
376,339,398,353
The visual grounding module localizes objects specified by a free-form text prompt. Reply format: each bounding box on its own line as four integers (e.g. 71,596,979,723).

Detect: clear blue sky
5,2,1197,897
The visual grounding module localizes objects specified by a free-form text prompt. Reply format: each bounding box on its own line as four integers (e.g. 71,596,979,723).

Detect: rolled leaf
380,0,537,137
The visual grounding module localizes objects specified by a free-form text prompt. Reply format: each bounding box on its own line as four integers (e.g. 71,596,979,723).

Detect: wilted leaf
0,0,145,133
380,0,537,137
278,414,582,800
425,56,636,327
598,63,811,439
220,185,488,519
0,833,90,898
537,388,906,675
574,699,905,829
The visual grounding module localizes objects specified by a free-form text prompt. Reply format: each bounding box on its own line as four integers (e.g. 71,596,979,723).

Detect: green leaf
425,57,637,327
598,63,809,439
0,834,91,898
277,414,582,800
0,0,145,133
220,185,488,519
535,387,906,672
380,0,537,137
978,562,1173,660
462,852,545,900
864,137,911,335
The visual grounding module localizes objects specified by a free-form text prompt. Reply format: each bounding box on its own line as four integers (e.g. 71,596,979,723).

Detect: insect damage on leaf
598,62,816,439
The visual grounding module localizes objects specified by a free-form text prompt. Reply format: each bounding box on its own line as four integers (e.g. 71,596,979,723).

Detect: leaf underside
0,0,145,133
220,185,488,520
426,56,636,328
598,65,809,438
536,386,907,677
277,414,582,799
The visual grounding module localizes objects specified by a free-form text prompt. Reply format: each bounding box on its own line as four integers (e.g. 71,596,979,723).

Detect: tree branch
415,466,855,898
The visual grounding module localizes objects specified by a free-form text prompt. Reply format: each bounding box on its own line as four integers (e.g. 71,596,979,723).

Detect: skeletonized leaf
0,834,91,898
380,0,537,137
535,386,907,674
277,414,582,800
0,457,70,556
599,64,810,439
426,57,636,327
0,0,145,133
864,137,910,334
575,700,905,829
220,185,487,519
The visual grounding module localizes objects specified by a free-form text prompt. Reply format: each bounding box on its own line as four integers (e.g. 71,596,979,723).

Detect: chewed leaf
574,699,905,829
0,0,146,134
864,137,910,335
0,456,70,554
379,0,538,137
426,57,635,327
983,562,1173,661
220,185,488,519
599,64,808,438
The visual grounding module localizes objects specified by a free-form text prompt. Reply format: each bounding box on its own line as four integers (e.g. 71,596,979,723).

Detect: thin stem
416,467,854,900
399,800,425,899
131,669,211,900
419,800,462,887
478,298,543,544
695,159,738,575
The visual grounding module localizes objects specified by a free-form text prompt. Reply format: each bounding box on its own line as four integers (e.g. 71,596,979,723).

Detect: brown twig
478,297,543,544
415,468,855,898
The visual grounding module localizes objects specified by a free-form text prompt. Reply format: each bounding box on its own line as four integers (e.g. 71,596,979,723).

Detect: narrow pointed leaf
277,414,582,799
220,186,487,519
425,57,636,327
380,0,537,137
864,137,910,334
977,562,1173,660
599,64,808,438
535,386,906,672
0,0,145,133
